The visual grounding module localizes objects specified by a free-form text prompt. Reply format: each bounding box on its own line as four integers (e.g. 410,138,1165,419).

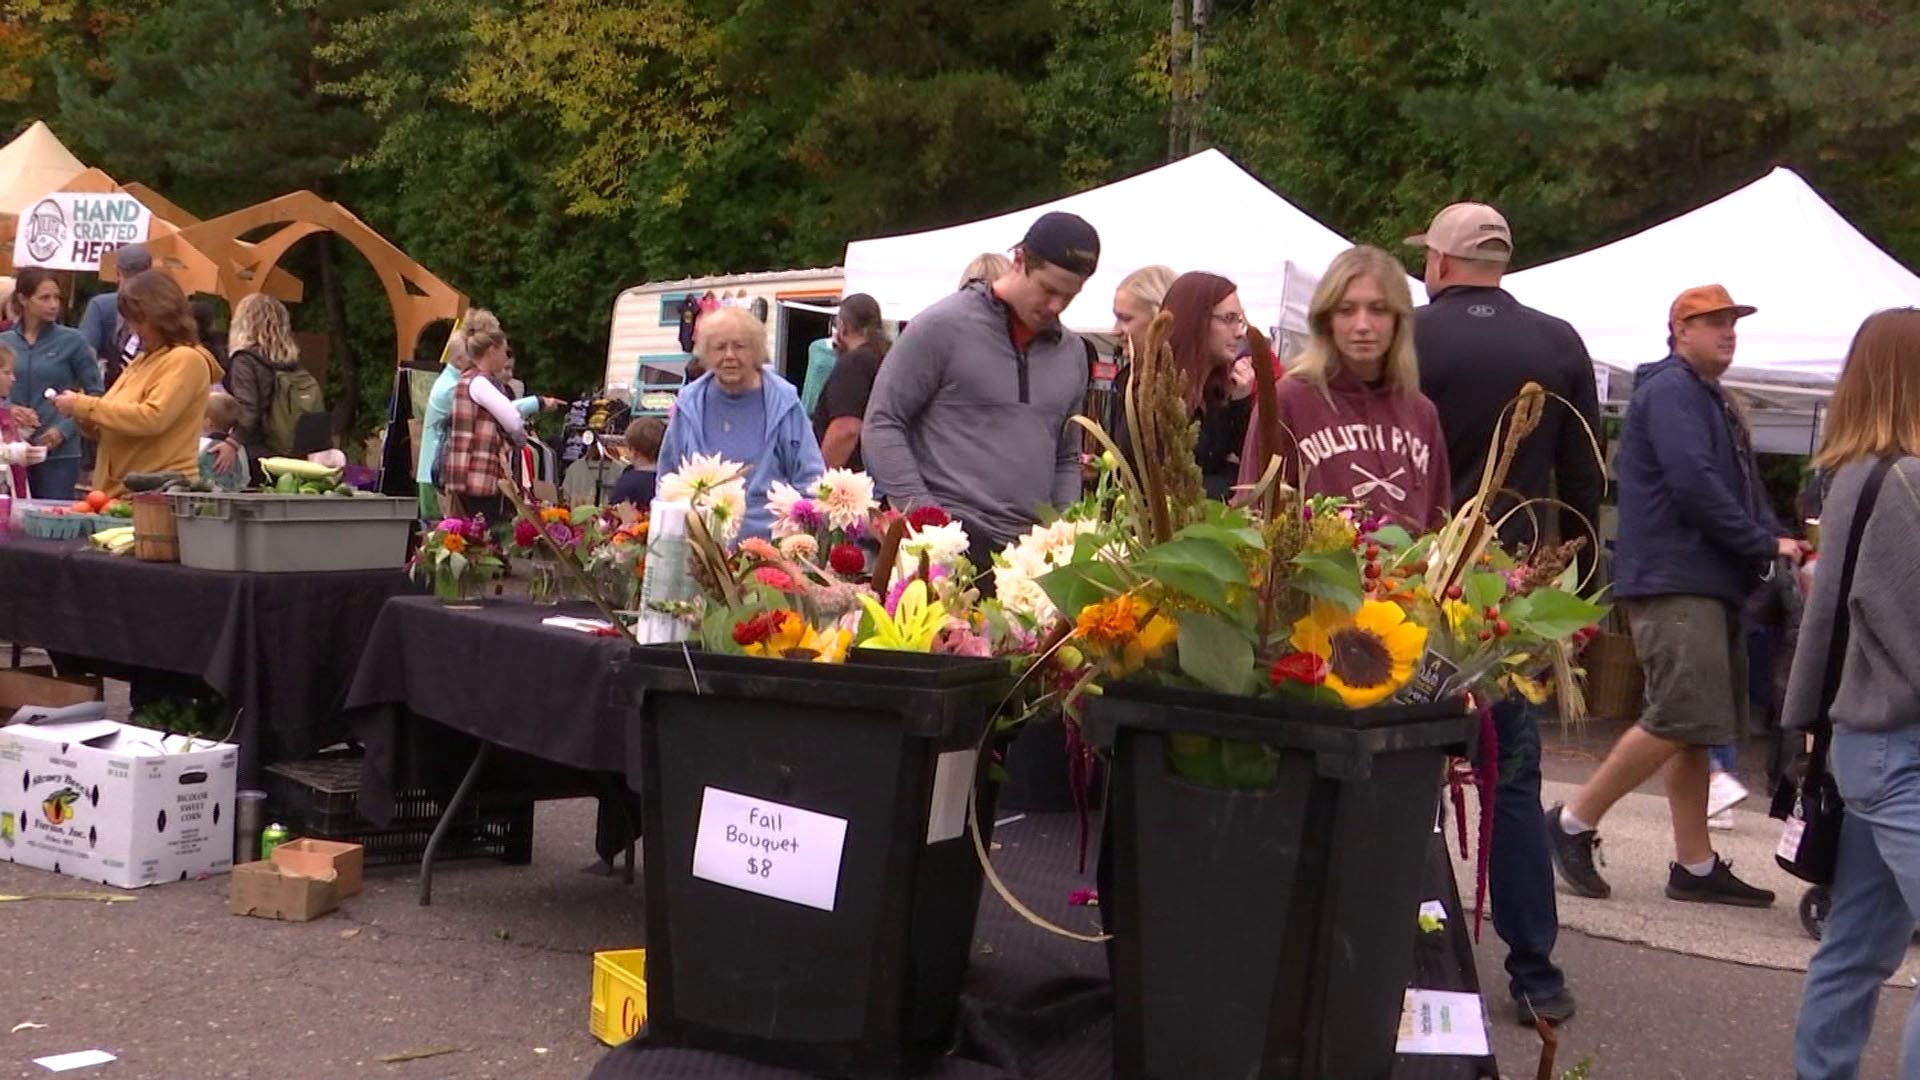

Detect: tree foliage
0,0,1914,444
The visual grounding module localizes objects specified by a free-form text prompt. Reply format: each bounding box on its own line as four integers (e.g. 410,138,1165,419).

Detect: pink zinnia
753,566,796,591
512,519,539,548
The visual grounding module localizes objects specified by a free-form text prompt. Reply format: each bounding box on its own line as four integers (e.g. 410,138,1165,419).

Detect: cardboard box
230,860,338,921
0,720,237,888
0,668,104,716
272,838,364,898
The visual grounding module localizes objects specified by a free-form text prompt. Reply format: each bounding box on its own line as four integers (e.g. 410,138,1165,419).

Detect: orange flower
539,507,570,524
442,533,467,554
1075,593,1144,650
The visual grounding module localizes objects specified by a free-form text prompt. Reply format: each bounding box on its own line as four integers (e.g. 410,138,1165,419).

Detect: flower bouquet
512,503,599,604
410,514,506,602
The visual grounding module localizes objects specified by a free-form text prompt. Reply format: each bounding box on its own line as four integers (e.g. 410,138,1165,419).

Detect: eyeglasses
1212,312,1247,329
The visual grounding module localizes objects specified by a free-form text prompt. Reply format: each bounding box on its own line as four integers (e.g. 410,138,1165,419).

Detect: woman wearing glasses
1235,245,1450,528
1148,271,1258,499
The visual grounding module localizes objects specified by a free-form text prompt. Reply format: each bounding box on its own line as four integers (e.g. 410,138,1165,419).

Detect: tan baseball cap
1669,284,1756,325
1407,203,1514,263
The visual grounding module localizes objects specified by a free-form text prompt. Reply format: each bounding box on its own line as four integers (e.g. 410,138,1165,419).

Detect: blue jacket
658,370,824,540
1612,355,1779,604
2,323,102,461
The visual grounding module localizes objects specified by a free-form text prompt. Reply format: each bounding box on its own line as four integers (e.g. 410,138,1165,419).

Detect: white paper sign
690,787,848,912
925,749,978,845
1777,816,1806,861
34,1049,117,1072
12,192,152,272
1395,989,1490,1057
1418,900,1448,926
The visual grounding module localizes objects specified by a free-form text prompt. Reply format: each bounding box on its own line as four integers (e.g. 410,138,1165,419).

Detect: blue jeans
1794,726,1920,1079
1711,743,1738,774
1483,697,1564,1002
26,455,82,501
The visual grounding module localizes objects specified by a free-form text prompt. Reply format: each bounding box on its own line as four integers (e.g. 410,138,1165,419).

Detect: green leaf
1036,561,1126,620
447,551,468,580
1512,590,1609,640
1137,562,1233,611
570,505,600,526
1465,571,1507,613
1177,612,1256,695
1173,520,1265,551
1139,537,1249,585
1292,548,1363,611
1369,524,1414,551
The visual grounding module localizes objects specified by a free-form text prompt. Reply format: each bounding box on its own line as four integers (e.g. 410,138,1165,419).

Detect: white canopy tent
842,149,1360,337
1503,167,1920,454
0,120,87,217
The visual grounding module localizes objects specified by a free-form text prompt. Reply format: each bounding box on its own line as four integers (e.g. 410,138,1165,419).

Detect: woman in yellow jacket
49,271,225,497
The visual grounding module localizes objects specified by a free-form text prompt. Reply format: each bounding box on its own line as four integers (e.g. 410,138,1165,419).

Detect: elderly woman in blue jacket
658,306,823,539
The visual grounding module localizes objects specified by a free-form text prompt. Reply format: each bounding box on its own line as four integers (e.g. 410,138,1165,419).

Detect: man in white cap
1409,202,1603,1029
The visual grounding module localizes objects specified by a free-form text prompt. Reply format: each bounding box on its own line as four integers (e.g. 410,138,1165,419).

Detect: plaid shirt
442,369,507,498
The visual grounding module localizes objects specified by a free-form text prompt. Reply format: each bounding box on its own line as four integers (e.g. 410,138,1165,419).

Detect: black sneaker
1545,804,1611,899
1515,987,1576,1027
1666,856,1775,908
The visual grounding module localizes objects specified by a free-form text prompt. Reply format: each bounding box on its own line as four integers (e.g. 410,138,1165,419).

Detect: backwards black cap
1019,212,1100,278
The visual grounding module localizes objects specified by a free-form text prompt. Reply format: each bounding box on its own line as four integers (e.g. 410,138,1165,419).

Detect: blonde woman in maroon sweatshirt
1238,245,1451,529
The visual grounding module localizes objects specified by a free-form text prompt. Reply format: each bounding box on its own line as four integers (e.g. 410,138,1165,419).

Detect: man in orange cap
1549,284,1803,910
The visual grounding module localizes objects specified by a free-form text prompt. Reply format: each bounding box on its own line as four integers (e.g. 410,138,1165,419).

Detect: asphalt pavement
0,715,1912,1079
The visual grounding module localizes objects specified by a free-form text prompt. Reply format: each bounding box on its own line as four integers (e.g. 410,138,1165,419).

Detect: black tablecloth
590,818,1497,1080
343,596,633,827
0,535,409,781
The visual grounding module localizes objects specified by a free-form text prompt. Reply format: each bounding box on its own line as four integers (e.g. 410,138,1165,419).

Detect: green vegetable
274,473,300,494
125,472,187,493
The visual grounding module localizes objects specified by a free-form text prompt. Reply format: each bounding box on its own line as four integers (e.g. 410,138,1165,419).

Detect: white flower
661,453,746,503
992,518,1102,625
660,453,747,546
816,468,877,530
900,520,970,568
778,533,819,562
766,481,805,538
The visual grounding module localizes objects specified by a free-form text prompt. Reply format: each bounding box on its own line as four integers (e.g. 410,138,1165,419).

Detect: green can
260,822,291,861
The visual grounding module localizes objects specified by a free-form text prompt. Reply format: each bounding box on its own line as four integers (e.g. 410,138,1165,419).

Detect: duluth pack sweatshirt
1238,368,1452,530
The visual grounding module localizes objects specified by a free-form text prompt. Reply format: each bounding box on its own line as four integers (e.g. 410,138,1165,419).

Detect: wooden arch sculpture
117,190,467,365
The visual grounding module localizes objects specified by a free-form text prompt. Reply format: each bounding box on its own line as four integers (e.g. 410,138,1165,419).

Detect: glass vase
527,557,563,606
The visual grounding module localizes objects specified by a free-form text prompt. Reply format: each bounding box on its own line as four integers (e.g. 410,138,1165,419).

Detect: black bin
622,647,1013,1078
1085,683,1474,1080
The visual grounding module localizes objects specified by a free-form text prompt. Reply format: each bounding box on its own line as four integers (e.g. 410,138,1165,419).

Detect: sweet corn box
0,720,237,888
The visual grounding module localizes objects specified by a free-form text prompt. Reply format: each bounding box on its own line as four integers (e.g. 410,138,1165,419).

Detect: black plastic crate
263,757,535,867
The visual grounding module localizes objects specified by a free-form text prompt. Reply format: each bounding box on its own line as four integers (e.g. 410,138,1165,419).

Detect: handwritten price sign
690,787,848,912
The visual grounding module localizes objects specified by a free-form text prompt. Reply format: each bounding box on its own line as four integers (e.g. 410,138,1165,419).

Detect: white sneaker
1708,810,1735,831
1708,772,1751,818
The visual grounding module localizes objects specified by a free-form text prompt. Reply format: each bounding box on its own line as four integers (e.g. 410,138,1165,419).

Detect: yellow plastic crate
590,948,649,1046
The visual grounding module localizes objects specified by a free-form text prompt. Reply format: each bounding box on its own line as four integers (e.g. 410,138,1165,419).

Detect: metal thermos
234,790,268,864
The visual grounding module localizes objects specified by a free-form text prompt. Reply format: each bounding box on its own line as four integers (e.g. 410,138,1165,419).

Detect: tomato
84,490,109,512
71,500,92,513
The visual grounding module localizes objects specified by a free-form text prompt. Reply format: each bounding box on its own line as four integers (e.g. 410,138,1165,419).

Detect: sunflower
1288,600,1427,708
1120,613,1178,673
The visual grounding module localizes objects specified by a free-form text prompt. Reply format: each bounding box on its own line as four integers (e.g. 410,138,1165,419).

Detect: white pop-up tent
842,149,1359,337
0,121,87,217
1505,168,1920,392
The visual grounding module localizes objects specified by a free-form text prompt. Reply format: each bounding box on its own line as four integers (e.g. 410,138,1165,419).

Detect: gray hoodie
861,282,1086,545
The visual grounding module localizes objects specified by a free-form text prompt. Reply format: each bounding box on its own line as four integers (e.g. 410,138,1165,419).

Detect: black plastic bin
1085,683,1475,1080
622,647,1014,1078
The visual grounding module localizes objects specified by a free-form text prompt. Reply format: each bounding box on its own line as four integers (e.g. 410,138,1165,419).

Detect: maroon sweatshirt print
1238,368,1452,529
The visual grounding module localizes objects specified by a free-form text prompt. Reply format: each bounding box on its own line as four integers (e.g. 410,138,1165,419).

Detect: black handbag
1772,456,1893,885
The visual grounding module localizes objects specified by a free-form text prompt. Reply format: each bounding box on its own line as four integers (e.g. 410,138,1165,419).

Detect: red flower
512,519,539,548
907,505,951,530
1269,651,1329,688
829,543,866,576
731,610,791,647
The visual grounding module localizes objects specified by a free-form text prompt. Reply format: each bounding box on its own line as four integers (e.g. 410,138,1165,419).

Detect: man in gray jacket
862,212,1100,588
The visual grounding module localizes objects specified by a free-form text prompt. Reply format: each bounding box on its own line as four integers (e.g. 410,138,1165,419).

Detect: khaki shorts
1624,595,1748,747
